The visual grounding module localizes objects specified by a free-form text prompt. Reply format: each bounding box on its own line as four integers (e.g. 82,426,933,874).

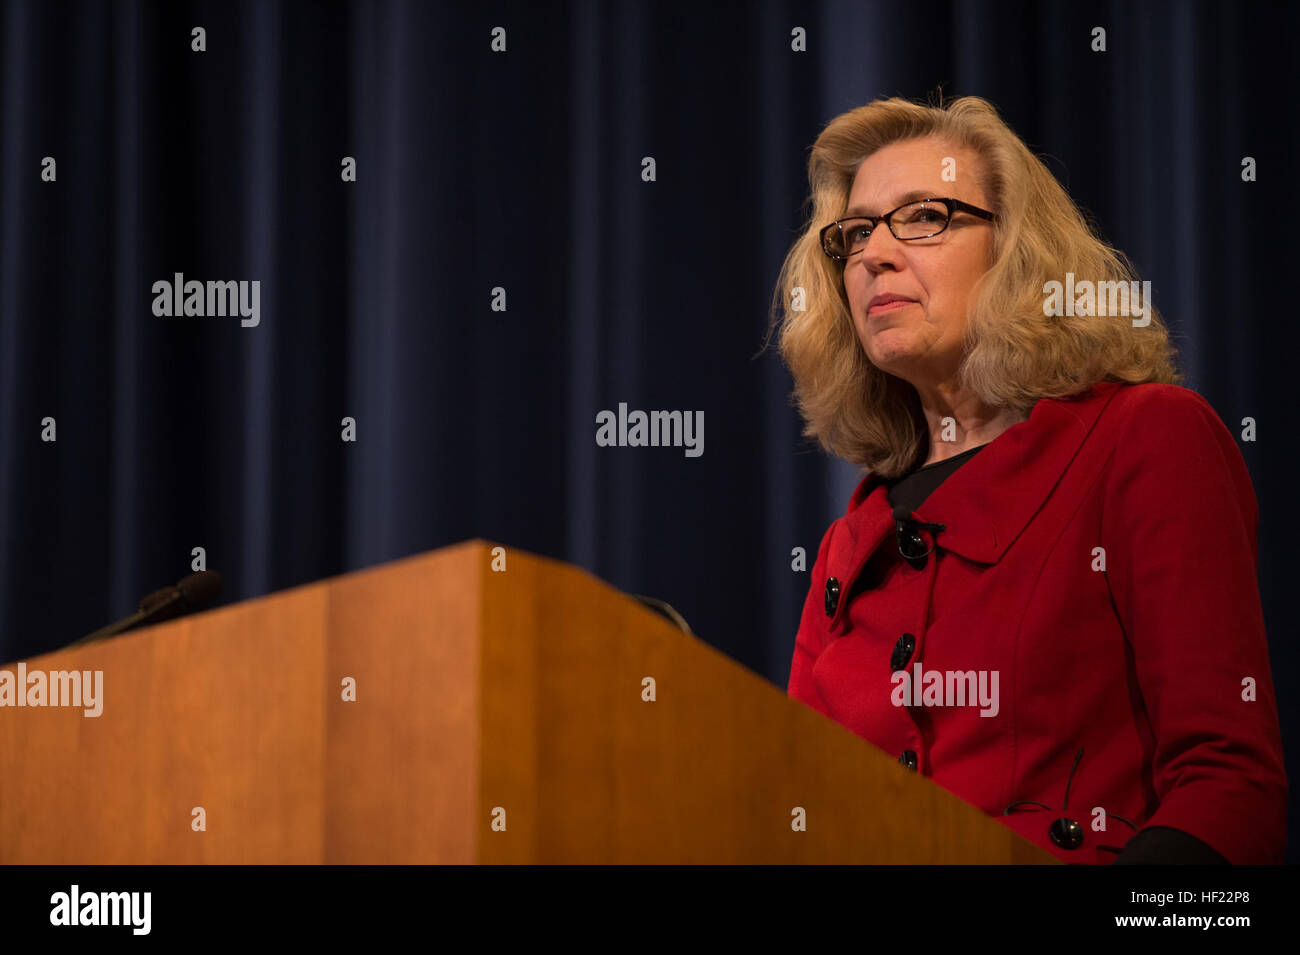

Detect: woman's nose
857,226,905,273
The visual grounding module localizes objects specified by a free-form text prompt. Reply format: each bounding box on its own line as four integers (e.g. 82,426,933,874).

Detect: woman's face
841,137,994,389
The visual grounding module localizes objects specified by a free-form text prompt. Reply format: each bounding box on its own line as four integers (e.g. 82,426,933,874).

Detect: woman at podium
775,95,1287,865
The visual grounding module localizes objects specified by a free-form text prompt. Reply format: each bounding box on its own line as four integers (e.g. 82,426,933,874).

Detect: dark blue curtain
2,0,1296,860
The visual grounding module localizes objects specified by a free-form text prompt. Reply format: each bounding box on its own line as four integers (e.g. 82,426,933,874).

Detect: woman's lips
868,299,917,315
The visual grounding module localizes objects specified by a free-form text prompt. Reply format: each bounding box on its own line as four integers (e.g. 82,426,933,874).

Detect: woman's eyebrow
844,189,935,217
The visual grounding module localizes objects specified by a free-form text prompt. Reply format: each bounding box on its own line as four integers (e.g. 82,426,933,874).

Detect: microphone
892,505,946,569
629,593,694,635
67,570,223,650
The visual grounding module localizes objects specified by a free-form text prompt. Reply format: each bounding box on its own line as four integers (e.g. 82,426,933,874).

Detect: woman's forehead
848,141,984,212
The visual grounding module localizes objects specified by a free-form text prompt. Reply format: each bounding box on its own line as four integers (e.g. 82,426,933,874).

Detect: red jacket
787,381,1288,864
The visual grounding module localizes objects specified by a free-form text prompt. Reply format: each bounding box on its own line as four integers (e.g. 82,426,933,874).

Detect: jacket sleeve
1101,386,1288,864
786,520,839,718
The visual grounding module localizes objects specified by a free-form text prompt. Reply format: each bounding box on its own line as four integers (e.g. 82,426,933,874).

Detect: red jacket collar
841,380,1125,566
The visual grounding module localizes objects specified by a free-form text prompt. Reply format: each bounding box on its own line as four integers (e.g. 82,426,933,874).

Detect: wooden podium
0,541,1057,864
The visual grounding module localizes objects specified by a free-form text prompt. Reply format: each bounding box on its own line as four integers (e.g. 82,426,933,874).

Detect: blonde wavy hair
767,95,1181,478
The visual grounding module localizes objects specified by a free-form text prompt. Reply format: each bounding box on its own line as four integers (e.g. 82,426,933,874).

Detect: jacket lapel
917,380,1122,564
824,381,1123,631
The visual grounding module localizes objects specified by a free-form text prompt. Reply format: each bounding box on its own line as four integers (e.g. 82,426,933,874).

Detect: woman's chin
866,337,917,369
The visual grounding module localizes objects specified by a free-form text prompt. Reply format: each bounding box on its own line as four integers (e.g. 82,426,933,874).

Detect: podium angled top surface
0,540,1056,864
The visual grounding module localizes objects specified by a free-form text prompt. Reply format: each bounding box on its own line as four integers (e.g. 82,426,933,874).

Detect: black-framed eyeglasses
820,197,996,260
